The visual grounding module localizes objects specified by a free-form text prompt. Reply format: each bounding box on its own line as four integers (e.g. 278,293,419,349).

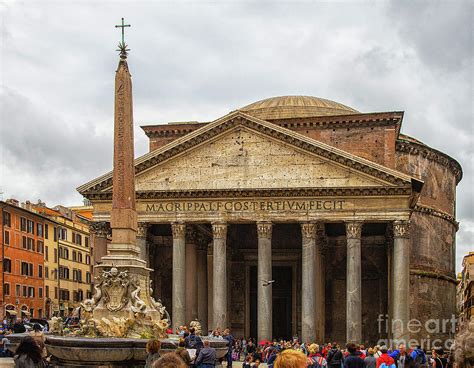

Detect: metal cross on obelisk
115,17,131,57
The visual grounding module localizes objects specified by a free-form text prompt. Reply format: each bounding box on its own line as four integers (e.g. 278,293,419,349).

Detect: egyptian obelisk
90,29,165,323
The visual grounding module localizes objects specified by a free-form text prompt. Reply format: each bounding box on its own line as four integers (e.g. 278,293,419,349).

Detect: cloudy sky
0,0,472,270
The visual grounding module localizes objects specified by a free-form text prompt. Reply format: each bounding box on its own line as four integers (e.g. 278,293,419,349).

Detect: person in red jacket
376,346,395,368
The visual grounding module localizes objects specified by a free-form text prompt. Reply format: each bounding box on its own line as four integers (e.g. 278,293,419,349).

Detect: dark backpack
328,350,342,366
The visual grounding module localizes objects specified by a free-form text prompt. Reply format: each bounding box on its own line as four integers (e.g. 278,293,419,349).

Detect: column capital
301,222,316,239
393,220,410,238
89,221,111,239
137,222,149,238
257,221,272,239
212,222,227,239
345,221,363,239
171,223,186,239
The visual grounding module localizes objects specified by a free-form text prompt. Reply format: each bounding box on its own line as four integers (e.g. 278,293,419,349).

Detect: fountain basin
7,333,228,367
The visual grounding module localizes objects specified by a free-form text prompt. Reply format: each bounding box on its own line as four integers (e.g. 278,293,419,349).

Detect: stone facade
79,96,461,346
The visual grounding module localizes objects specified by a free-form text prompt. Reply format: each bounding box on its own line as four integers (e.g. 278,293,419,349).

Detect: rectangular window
85,237,89,248
44,224,49,239
78,252,83,263
15,284,20,297
60,289,70,301
37,223,43,237
27,237,34,251
27,220,34,234
22,236,27,249
3,283,10,296
45,266,49,279
59,228,67,241
72,232,75,243
22,285,27,297
28,287,35,297
45,285,49,298
21,262,29,276
28,263,33,277
53,227,57,241
45,246,49,261
85,255,91,265
38,287,43,298
53,268,58,280
76,234,82,246
55,287,58,299
3,259,11,273
38,265,43,278
54,248,57,262
59,266,70,280
2,211,11,227
20,217,26,231
4,230,10,245
72,250,77,262
86,272,91,284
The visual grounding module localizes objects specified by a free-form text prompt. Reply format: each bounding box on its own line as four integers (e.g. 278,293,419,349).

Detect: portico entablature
90,193,413,223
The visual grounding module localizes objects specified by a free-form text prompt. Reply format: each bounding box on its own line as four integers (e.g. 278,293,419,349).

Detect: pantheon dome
239,95,359,120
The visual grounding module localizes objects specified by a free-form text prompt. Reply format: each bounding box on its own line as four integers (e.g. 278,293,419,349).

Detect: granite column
392,220,410,343
301,222,316,343
346,221,363,343
257,221,273,341
89,222,110,265
212,223,227,330
172,223,186,331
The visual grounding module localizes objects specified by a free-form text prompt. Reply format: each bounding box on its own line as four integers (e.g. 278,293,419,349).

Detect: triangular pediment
77,111,419,197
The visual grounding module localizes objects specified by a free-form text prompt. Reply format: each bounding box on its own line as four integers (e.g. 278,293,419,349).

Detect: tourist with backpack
376,346,395,368
327,343,344,368
308,343,328,368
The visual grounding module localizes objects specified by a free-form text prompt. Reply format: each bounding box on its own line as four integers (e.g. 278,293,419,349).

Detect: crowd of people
1,320,455,368
148,325,453,368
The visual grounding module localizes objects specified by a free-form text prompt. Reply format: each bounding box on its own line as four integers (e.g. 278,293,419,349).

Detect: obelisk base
81,257,169,337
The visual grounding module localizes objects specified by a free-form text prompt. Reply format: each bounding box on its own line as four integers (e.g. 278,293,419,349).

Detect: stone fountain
7,27,227,367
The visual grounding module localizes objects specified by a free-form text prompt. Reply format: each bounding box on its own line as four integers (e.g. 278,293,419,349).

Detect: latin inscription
145,199,346,213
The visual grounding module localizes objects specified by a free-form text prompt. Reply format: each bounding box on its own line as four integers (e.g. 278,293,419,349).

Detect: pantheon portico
79,96,461,345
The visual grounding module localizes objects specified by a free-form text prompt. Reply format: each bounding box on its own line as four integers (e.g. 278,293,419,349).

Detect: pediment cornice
78,111,420,196
85,186,413,201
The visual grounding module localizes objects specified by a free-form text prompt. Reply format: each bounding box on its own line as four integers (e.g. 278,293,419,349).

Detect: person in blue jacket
410,346,427,368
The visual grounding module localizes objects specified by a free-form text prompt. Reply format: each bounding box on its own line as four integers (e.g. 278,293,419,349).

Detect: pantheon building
79,95,462,345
